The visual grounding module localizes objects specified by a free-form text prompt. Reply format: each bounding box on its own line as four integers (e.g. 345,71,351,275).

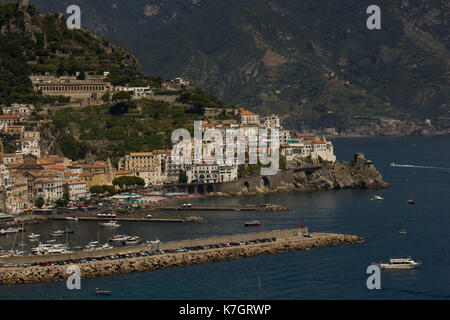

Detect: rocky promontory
211,153,389,197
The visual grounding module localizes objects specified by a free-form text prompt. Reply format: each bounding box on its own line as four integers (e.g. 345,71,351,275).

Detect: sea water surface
0,135,449,299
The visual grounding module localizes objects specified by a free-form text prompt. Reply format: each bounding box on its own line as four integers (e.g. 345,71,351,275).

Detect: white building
63,179,90,202
263,114,281,129
187,163,237,184
17,138,41,158
114,86,152,98
0,164,12,188
34,178,64,203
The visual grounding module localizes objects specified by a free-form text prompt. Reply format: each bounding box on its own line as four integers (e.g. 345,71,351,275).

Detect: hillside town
0,73,336,216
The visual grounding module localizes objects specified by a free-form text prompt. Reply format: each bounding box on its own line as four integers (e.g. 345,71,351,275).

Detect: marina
0,229,363,285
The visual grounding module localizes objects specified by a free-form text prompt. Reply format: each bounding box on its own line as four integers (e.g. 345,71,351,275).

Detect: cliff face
222,155,389,197
293,162,389,191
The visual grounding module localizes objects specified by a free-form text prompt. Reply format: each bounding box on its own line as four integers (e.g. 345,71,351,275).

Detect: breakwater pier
159,204,289,211
0,228,364,285
48,216,204,223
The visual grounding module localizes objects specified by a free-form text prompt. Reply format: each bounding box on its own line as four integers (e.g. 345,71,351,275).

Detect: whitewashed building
34,178,64,203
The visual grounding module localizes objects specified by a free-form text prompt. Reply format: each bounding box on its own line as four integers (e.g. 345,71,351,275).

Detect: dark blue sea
0,135,449,299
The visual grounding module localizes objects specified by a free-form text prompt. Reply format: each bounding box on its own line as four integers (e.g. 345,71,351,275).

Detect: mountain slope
0,2,153,105
6,0,450,131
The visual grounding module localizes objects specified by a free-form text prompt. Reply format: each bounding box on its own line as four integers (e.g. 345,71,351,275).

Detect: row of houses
116,109,336,186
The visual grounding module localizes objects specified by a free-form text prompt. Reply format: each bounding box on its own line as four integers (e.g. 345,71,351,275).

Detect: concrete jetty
0,229,364,285
159,204,289,212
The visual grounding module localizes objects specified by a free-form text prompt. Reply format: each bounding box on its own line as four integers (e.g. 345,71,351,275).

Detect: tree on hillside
112,176,145,189
113,91,132,101
178,170,188,184
34,197,44,209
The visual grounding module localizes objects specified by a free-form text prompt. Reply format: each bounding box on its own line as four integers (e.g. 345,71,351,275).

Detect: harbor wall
0,228,308,265
0,232,364,285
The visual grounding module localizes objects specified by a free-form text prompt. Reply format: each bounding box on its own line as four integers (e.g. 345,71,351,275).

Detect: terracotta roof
239,108,256,115
312,140,326,144
6,163,21,169
130,152,153,157
14,179,26,185
115,170,133,175
152,149,172,155
45,165,66,171
0,115,21,119
35,178,55,184
64,172,77,177
38,159,56,165
64,179,85,184
79,172,95,177
82,164,105,169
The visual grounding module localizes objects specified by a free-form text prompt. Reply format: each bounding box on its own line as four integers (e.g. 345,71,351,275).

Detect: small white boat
65,216,78,221
109,235,131,242
4,227,21,234
371,195,384,201
145,238,160,246
379,257,421,269
124,236,141,245
28,233,40,240
100,220,120,228
50,230,65,237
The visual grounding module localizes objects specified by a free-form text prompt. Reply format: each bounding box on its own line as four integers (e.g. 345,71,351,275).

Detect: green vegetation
90,185,116,195
48,98,203,160
112,176,145,189
34,197,44,208
178,170,188,184
60,135,88,161
0,3,146,105
177,88,225,109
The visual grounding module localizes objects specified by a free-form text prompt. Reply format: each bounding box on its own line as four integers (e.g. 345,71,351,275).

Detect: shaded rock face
294,162,389,191
226,159,388,197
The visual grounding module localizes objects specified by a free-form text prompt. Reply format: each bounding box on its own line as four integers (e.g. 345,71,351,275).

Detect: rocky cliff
220,154,389,197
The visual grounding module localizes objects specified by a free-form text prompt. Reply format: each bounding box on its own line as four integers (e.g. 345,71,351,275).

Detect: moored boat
244,221,262,227
100,220,120,228
28,233,40,240
124,236,141,245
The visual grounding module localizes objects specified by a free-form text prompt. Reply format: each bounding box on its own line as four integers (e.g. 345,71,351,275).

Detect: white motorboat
371,195,384,201
100,220,120,228
50,230,65,237
379,257,421,269
124,236,141,245
28,233,40,240
4,227,21,234
109,235,131,242
65,216,78,221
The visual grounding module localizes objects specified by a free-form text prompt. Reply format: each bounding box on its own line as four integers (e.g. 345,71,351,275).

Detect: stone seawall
0,233,363,285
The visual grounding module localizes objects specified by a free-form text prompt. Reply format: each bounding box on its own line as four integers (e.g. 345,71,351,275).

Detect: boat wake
390,163,450,171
